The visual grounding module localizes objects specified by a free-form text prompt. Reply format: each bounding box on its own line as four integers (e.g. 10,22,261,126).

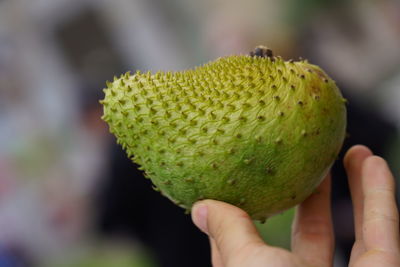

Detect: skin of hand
191,145,400,267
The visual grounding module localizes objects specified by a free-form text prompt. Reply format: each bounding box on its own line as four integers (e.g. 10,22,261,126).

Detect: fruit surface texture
101,49,346,220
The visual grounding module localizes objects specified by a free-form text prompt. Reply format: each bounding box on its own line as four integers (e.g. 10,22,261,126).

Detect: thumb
191,200,265,263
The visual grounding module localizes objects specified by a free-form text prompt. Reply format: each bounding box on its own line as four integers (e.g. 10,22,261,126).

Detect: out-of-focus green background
0,0,399,266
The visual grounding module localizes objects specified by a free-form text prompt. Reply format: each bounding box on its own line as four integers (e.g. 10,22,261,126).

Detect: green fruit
101,47,346,221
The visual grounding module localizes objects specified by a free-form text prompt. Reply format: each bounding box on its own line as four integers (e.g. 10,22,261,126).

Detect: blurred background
0,0,399,266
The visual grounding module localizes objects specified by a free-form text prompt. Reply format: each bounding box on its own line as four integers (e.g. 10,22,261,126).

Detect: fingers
344,145,373,264
362,156,400,252
291,174,334,267
191,200,265,265
344,145,373,240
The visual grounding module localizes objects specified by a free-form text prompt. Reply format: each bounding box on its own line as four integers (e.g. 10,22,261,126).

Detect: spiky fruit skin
101,55,346,220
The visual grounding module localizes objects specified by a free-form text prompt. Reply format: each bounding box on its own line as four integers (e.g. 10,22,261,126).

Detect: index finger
291,174,334,267
362,156,400,252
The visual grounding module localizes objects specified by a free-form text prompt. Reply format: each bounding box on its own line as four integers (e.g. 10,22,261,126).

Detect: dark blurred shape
0,245,32,267
54,7,126,108
96,141,210,267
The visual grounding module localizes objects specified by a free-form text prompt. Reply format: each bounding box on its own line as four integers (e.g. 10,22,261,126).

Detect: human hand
191,145,400,266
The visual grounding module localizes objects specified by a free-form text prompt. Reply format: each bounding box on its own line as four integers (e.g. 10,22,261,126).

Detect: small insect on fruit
101,46,347,221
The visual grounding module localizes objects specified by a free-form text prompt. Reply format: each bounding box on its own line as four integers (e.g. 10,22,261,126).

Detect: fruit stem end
249,46,273,59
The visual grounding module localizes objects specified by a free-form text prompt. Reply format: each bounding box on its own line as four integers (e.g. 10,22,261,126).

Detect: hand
191,145,400,267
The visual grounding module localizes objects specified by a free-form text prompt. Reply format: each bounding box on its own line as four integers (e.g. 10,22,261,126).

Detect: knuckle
226,241,265,267
294,217,333,236
367,188,395,196
210,209,250,241
211,216,226,241
365,209,399,224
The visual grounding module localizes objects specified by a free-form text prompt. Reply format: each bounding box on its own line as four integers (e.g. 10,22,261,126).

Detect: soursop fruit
101,47,346,221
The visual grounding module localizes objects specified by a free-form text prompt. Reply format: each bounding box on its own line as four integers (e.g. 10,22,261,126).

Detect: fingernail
192,203,209,234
